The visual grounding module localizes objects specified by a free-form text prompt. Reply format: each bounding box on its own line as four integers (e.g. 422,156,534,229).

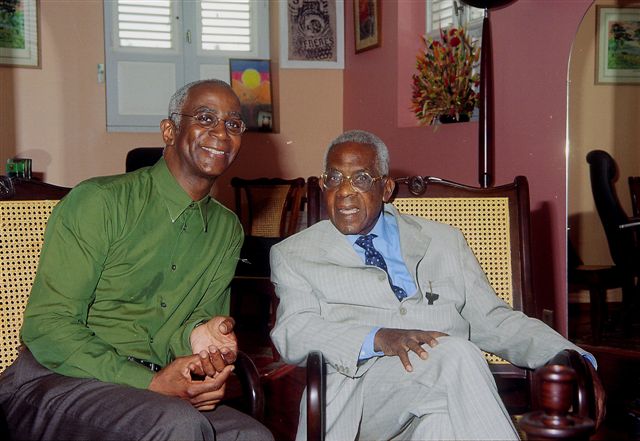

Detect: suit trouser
358,336,519,441
0,349,273,441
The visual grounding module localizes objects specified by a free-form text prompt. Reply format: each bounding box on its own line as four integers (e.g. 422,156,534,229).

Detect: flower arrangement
411,27,480,125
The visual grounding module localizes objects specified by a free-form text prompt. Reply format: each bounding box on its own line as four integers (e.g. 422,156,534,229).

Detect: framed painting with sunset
229,59,274,132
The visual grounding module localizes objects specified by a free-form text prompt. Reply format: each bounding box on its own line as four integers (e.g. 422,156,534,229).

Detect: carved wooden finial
520,365,595,440
407,176,426,196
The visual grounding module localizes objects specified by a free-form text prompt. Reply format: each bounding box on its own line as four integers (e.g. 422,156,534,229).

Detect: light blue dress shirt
347,212,416,361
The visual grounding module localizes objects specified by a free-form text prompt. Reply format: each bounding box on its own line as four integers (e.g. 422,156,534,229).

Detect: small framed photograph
0,0,40,68
596,6,640,84
229,59,274,132
279,0,344,69
354,0,381,53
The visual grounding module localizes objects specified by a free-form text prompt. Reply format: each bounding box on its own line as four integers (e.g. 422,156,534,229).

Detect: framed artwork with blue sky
229,59,273,132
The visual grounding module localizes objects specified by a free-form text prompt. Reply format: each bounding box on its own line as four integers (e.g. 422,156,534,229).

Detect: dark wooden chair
629,176,640,217
230,177,306,382
587,150,640,335
568,238,621,344
0,175,265,433
125,147,164,172
302,175,599,441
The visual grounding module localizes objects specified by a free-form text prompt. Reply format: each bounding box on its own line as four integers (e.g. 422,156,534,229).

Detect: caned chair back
392,176,533,373
231,177,306,238
0,177,70,373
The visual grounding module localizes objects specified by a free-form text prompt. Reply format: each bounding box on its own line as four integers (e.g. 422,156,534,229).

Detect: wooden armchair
0,177,71,374
231,177,306,239
0,175,265,431
587,150,640,335
303,175,599,441
230,177,306,382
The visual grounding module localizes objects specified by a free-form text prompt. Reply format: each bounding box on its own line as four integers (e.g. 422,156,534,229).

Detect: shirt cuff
358,327,384,361
116,358,156,389
582,352,598,370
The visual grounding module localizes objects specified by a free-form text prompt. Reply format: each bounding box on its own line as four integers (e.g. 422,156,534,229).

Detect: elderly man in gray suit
270,130,602,441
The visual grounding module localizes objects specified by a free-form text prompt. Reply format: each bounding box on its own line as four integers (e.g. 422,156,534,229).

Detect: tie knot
355,234,377,249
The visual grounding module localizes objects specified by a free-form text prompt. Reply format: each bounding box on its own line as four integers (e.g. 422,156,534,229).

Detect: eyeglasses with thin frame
171,112,246,135
321,170,386,193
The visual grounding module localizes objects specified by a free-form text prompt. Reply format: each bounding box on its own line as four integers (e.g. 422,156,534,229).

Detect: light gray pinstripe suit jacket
270,204,585,441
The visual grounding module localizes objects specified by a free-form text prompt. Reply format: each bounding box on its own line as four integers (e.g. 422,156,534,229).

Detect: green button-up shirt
21,158,243,389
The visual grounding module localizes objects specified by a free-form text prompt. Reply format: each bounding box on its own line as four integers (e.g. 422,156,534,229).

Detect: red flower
411,27,480,126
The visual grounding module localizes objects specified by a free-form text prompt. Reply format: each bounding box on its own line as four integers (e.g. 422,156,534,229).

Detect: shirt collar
346,210,387,246
150,157,211,231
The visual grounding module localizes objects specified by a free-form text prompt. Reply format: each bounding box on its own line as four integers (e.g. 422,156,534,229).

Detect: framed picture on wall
0,0,40,68
279,0,344,69
354,0,381,53
229,59,274,132
596,6,640,84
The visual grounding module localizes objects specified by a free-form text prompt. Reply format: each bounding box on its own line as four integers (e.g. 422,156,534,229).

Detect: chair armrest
543,349,596,421
234,350,265,422
307,351,326,441
618,219,640,229
521,364,595,440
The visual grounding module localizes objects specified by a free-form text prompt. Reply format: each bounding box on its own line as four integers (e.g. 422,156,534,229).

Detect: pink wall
343,0,593,334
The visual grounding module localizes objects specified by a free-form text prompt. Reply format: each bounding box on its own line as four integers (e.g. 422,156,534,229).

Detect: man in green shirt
0,79,273,440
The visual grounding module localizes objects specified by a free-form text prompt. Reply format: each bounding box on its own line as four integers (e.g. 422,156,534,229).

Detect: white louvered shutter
104,0,269,132
200,0,251,52
116,0,174,49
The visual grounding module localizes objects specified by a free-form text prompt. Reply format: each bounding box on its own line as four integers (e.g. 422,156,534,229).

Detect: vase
438,114,470,124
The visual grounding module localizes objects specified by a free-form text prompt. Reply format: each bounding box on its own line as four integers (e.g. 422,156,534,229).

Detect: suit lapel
314,221,364,267
386,204,431,268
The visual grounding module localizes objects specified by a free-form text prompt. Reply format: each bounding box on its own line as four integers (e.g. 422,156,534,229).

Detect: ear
382,177,395,203
160,119,176,146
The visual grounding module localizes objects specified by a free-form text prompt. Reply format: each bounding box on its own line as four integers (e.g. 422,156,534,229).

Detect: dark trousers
0,349,273,441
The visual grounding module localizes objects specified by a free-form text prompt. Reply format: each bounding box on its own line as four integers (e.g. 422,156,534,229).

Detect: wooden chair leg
588,286,606,343
622,280,636,336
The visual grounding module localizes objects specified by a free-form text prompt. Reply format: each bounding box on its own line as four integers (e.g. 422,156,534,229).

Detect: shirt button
399,307,407,315
161,301,167,308
378,274,387,282
171,264,176,271
189,203,195,208
150,337,154,343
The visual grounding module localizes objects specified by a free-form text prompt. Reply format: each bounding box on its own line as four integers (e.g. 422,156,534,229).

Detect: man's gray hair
168,79,234,126
324,130,390,175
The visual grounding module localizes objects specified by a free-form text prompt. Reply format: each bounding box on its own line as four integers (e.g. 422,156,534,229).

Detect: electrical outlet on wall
542,309,554,327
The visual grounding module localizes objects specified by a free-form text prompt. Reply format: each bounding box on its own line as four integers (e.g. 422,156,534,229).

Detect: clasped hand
374,328,448,372
148,316,239,411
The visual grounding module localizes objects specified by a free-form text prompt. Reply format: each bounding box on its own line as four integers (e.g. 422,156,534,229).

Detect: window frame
103,0,270,133
425,0,483,40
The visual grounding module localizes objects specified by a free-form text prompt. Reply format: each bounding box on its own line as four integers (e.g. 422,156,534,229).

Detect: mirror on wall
567,0,640,343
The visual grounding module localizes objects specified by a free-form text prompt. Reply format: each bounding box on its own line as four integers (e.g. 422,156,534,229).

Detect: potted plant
411,27,480,125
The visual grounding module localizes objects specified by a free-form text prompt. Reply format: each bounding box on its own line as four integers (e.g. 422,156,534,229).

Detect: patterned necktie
355,234,408,301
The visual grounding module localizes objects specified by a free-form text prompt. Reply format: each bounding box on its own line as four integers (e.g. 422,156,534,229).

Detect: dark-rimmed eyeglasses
321,170,386,193
171,112,246,135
